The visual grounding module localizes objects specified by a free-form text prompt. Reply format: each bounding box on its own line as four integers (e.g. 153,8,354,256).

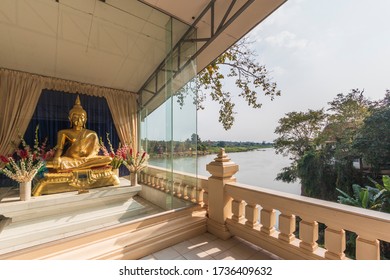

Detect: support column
206,149,239,240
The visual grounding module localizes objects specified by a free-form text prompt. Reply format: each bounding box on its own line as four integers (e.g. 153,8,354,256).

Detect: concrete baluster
324,226,346,260
278,213,296,243
206,148,239,240
145,173,149,185
299,219,319,252
190,185,196,202
172,181,179,196
160,177,166,191
196,187,204,205
244,203,259,229
165,179,173,193
260,207,276,235
151,175,157,188
356,235,380,260
179,182,186,198
182,184,189,200
231,199,245,223
161,178,169,192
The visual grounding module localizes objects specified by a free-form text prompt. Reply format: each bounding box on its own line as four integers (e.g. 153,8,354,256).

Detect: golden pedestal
32,167,120,196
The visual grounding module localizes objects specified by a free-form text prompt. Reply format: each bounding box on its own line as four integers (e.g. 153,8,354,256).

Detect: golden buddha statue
33,96,120,196
46,96,111,171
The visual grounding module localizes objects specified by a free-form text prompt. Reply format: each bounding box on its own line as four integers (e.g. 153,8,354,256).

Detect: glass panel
140,21,198,210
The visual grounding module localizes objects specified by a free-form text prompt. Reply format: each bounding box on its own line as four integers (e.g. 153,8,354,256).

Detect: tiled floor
140,232,282,260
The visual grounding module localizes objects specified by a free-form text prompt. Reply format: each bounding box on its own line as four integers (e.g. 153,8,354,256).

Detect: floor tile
182,248,213,260
152,247,181,260
228,243,258,259
172,240,200,255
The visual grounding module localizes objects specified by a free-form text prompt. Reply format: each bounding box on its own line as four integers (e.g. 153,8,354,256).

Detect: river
149,148,301,195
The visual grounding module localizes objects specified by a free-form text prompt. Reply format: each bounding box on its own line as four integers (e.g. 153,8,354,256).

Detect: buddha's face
70,112,86,129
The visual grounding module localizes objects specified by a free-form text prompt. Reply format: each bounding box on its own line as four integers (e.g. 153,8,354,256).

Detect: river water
149,148,301,195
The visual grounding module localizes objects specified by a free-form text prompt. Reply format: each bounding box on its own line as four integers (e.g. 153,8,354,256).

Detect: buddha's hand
47,157,62,169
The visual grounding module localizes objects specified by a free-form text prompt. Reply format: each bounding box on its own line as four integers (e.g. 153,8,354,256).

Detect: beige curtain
0,69,45,156
0,68,139,156
105,93,138,150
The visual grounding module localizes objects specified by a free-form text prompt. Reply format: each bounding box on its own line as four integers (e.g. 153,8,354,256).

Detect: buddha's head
69,96,87,129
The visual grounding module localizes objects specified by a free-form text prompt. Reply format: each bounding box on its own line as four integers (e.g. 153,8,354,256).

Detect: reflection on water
149,148,301,195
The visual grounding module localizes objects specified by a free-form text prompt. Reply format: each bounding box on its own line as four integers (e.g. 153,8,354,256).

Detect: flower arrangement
99,133,127,169
0,126,54,183
122,148,149,173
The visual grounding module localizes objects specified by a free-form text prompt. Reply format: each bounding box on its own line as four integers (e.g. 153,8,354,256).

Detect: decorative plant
122,148,149,173
0,126,53,183
99,133,127,169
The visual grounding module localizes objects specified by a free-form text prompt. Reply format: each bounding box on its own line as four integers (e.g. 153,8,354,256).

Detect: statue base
32,167,120,196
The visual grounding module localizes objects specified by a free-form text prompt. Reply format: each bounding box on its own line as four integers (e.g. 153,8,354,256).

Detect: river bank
149,145,273,159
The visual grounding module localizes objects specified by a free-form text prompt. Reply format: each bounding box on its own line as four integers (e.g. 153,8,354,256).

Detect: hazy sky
197,0,390,142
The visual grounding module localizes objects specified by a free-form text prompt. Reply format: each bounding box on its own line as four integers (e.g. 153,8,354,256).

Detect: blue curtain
24,90,120,149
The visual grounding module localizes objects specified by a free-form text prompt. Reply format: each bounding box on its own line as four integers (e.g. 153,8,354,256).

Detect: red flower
18,149,29,159
0,155,10,163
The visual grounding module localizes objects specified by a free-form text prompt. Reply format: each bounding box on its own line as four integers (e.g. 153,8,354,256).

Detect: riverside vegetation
146,134,273,158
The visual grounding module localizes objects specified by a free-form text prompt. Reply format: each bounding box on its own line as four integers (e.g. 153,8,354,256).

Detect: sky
197,0,390,143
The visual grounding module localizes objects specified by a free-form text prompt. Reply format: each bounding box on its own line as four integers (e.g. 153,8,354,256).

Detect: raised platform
0,178,163,256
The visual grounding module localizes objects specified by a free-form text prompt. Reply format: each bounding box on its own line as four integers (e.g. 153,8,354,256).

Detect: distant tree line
144,134,272,157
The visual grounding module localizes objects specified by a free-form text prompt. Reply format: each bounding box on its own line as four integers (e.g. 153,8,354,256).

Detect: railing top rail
146,165,208,180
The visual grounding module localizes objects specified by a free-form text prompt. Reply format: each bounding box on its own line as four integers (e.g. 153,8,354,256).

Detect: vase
112,168,119,177
130,172,138,186
19,181,32,201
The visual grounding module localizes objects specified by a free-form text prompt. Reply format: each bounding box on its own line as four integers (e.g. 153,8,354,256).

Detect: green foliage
336,184,380,210
274,89,383,199
177,37,280,130
369,175,390,212
353,106,390,174
275,164,298,183
274,109,327,160
337,175,390,213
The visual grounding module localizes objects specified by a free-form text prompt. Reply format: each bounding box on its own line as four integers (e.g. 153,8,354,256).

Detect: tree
177,37,280,130
273,109,327,184
274,109,327,160
353,106,390,174
274,90,373,198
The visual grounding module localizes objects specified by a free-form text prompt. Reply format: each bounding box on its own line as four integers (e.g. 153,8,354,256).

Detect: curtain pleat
0,70,44,156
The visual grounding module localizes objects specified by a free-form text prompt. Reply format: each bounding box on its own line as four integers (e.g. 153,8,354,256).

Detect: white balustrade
141,156,390,260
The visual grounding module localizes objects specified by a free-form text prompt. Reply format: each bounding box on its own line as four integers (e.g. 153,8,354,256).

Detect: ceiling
0,0,286,94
